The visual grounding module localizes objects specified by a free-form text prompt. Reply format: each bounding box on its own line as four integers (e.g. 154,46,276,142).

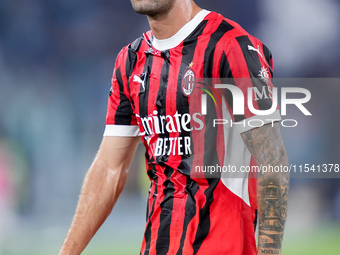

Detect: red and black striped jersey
104,10,279,255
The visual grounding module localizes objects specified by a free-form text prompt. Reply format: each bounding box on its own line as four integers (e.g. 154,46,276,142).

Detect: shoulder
210,12,266,49
119,30,152,56
115,34,146,63
114,32,151,77
204,12,250,39
208,12,273,65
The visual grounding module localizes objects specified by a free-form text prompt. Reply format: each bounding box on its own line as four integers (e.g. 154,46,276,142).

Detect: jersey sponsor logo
258,66,270,83
252,85,273,101
182,62,195,96
247,44,263,58
136,111,205,156
154,136,192,156
137,111,204,136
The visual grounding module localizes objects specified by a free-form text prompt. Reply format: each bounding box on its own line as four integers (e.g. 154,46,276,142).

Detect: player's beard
130,0,176,17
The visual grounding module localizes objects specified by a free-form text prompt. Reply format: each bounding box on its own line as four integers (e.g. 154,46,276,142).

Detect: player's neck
147,2,202,40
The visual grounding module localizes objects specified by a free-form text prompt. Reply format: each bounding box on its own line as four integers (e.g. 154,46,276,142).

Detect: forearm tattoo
241,123,290,254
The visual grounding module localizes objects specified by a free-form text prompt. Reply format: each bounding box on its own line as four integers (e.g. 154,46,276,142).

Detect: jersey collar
151,9,211,51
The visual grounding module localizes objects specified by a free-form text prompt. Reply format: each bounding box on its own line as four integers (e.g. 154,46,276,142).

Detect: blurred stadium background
1,0,340,254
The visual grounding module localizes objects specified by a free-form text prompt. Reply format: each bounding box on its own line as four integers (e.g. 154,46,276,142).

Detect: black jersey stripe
202,20,234,177
186,20,208,42
114,67,133,125
146,183,151,222
173,21,207,254
130,36,143,52
220,51,246,122
236,35,273,111
175,17,207,176
139,53,154,165
155,52,171,164
156,166,175,255
219,51,233,79
191,20,234,254
126,39,143,109
139,53,153,117
154,53,172,255
192,179,219,255
262,44,273,77
144,167,159,255
126,36,143,78
201,20,234,179
203,20,234,78
154,19,207,250
176,177,199,255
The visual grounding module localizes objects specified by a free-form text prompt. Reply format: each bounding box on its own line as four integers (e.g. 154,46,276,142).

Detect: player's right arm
58,136,140,255
59,44,141,254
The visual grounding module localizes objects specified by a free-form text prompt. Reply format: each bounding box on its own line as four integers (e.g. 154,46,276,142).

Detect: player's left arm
241,122,289,255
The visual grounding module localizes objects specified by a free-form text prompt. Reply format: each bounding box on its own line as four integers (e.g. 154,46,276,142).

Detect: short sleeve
104,48,140,137
223,35,281,133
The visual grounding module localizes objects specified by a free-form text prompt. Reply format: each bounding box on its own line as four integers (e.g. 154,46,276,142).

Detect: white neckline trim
152,9,210,51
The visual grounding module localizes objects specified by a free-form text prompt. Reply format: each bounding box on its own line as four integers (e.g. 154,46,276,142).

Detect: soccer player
59,0,289,254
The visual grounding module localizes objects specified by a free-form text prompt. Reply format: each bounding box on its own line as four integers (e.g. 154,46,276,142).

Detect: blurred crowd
0,0,340,252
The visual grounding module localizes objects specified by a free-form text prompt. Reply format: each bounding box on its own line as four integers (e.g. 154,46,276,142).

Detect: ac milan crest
182,67,195,97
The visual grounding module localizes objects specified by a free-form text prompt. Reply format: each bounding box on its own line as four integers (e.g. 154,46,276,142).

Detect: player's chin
130,0,170,16
131,0,151,13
